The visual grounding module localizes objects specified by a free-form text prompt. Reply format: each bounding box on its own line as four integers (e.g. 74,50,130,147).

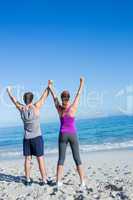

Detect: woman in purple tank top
48,78,85,190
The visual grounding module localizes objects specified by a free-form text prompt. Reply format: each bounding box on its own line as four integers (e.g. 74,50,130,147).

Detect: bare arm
48,80,61,111
71,77,85,113
34,87,49,109
7,86,23,111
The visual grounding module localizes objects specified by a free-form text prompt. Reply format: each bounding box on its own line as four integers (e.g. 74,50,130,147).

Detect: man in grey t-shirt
7,85,49,186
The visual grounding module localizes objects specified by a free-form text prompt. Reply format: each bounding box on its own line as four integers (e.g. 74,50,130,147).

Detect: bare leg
37,156,47,180
56,164,64,183
77,164,85,183
24,156,32,179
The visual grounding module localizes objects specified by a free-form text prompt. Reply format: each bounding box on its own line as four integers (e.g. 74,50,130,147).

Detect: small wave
0,150,22,158
0,140,133,159
80,140,133,152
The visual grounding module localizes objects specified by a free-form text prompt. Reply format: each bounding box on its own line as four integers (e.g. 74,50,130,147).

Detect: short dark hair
23,92,34,105
61,90,70,100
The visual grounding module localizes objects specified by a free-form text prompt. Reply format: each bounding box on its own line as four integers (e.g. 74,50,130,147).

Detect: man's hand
48,80,53,89
7,86,12,94
80,77,85,85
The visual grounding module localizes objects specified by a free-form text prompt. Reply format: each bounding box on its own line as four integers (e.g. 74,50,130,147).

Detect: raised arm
34,87,49,109
48,80,61,111
7,86,23,111
71,77,85,113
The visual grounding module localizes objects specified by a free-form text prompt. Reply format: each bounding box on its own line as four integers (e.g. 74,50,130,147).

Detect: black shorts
23,136,44,157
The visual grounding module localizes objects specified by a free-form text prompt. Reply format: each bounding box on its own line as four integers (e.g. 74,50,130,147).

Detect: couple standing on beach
7,78,85,190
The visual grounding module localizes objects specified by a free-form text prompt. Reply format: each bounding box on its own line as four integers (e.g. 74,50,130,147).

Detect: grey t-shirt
21,106,41,139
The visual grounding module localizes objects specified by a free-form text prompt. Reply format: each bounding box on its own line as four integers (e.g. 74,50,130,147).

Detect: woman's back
60,107,77,134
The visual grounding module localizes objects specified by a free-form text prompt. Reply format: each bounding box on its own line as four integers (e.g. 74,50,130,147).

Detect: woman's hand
71,77,85,115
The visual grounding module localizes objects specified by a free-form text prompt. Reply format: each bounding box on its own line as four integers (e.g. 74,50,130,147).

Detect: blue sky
0,0,133,126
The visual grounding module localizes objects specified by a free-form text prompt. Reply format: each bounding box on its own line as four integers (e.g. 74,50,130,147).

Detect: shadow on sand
0,173,55,186
0,173,25,184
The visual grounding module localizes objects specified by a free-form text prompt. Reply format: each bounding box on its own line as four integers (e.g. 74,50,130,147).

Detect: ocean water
0,115,133,159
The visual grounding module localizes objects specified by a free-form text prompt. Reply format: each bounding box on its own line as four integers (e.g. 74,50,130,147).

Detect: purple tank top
60,107,76,134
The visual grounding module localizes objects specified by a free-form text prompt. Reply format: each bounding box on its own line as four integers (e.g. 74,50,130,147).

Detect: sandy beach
0,149,133,200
